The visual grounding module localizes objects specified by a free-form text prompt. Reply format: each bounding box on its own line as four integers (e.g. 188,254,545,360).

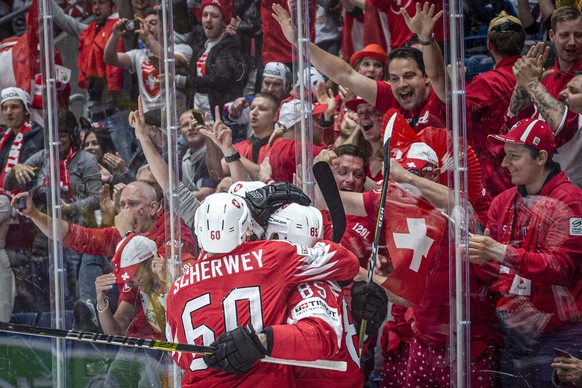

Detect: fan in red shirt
272,4,447,133
334,141,500,387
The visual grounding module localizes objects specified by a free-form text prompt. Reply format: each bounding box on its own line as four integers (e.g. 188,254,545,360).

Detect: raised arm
402,2,446,102
389,159,454,211
103,19,133,69
12,192,70,240
272,4,378,106
50,0,86,37
200,106,250,183
509,43,550,116
513,43,564,130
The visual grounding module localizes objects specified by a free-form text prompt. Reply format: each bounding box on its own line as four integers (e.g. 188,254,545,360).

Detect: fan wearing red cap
335,45,388,152
488,118,557,191
469,117,582,386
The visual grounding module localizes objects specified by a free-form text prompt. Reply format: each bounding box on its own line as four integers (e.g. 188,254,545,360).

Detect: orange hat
350,44,388,68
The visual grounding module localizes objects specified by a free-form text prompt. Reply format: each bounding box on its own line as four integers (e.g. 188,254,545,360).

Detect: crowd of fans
1,0,582,386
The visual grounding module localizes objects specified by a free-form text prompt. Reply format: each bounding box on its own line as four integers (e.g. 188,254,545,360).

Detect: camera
13,196,27,211
122,19,140,32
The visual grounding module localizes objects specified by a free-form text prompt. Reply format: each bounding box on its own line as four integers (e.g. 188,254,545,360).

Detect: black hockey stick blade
359,110,398,350
0,321,216,355
313,161,346,243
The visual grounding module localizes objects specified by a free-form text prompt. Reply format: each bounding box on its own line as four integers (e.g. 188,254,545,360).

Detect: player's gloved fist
203,324,267,375
351,281,388,336
245,182,311,225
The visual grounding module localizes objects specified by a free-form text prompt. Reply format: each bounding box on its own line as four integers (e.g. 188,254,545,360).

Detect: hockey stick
0,321,347,371
0,321,216,354
358,110,397,350
313,161,346,243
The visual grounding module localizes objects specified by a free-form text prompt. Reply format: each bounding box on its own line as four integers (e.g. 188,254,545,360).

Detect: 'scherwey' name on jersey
173,249,264,293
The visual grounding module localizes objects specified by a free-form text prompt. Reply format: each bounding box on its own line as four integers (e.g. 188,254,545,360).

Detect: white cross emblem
393,218,434,272
146,73,156,91
121,272,130,281
406,161,417,168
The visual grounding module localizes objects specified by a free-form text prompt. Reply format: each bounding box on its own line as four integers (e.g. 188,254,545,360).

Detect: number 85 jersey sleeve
166,239,359,387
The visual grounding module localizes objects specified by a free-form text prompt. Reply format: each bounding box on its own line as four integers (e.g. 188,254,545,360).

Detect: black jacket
184,34,249,120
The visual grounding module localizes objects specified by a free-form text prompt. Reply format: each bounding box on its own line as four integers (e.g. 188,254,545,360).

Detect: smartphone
192,111,205,125
553,348,573,358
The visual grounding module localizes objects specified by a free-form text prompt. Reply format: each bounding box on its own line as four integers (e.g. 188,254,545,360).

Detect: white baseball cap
276,98,328,130
112,235,157,284
398,142,439,170
263,62,292,84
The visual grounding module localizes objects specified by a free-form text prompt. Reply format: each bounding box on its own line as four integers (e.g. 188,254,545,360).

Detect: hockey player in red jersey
264,203,365,387
166,193,359,386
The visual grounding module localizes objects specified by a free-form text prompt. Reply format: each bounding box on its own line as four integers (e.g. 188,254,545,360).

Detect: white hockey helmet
265,203,323,247
228,181,266,197
228,180,267,239
194,193,252,254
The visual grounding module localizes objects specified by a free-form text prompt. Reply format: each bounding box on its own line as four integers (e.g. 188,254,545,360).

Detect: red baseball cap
344,97,369,112
488,118,556,156
349,44,388,68
201,0,233,23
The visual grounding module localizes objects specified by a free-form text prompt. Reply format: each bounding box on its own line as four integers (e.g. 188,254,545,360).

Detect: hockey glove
245,182,311,226
351,281,388,336
203,324,268,375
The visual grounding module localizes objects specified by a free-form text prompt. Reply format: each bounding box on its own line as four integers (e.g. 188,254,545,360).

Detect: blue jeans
78,253,115,309
0,248,15,321
97,110,136,164
499,321,582,387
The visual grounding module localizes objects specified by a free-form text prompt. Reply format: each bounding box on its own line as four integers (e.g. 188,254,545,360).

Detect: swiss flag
4,0,38,93
379,184,446,305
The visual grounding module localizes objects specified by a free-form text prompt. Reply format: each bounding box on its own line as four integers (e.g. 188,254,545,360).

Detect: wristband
97,297,109,313
224,151,241,163
418,33,434,46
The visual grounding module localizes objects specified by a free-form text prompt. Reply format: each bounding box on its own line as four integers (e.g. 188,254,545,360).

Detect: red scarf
43,146,77,199
0,122,32,190
77,18,123,91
